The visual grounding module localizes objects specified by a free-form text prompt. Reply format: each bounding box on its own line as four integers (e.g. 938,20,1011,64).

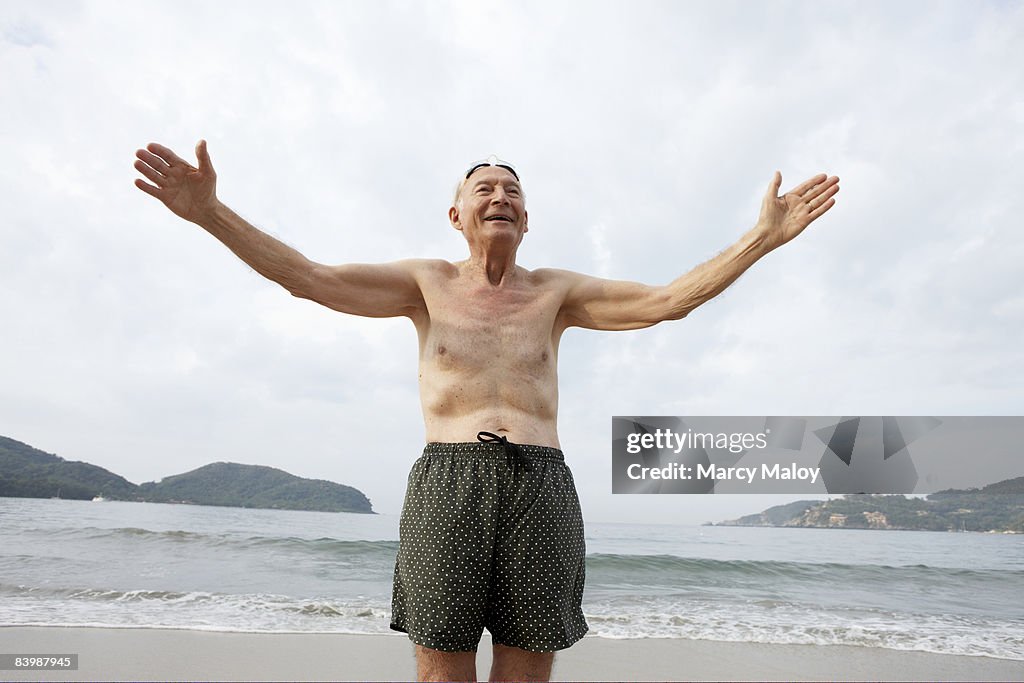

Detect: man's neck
464,244,519,286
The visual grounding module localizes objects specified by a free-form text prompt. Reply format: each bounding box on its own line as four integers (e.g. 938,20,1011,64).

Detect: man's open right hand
134,140,218,224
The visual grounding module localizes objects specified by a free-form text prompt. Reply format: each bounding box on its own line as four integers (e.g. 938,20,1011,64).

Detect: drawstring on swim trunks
477,431,532,475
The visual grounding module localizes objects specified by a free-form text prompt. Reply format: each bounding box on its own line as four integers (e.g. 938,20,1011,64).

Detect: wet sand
2,627,1022,681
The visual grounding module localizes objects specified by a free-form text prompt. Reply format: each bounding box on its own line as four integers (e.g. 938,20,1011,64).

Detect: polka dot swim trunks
390,432,588,653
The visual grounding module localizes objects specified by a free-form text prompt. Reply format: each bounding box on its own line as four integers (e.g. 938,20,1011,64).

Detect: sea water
1,497,1021,660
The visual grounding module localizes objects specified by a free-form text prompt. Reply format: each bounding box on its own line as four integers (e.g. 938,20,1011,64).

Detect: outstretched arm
560,171,839,330
134,141,424,318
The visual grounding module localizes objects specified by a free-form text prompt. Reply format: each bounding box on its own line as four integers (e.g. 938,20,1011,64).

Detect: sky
2,1,1022,524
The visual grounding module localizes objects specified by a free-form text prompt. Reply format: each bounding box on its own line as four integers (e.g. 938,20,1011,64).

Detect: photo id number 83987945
0,655,79,670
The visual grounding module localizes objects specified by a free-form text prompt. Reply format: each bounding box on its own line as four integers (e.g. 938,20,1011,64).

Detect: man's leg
415,645,476,682
489,644,555,682
393,446,498,678
488,449,588,653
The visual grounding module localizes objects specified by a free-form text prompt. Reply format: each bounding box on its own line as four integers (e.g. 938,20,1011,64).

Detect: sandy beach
1,627,1022,682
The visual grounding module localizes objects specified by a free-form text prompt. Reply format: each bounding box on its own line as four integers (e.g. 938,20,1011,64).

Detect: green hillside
0,435,373,513
137,462,373,513
0,435,137,500
716,477,1024,532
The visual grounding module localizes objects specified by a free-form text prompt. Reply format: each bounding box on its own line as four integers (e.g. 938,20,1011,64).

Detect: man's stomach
419,375,560,448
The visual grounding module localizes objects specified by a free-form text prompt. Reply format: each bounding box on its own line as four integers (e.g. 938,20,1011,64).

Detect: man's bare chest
419,279,563,374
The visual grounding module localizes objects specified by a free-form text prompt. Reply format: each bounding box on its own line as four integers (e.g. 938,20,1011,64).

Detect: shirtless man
134,141,839,681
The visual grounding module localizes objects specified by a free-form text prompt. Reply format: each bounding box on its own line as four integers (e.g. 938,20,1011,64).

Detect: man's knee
490,643,555,682
414,644,476,682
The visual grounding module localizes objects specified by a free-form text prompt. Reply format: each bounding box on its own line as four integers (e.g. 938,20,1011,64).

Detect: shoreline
2,627,1022,682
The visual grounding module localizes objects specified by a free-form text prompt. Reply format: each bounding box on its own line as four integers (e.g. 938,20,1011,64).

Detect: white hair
451,169,525,208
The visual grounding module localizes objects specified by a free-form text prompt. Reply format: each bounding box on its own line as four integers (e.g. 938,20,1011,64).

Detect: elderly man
135,141,839,681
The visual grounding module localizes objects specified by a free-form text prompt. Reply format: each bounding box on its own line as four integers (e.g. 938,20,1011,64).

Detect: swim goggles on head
465,155,520,181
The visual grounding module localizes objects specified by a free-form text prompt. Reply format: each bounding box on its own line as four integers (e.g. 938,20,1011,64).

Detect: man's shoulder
396,258,458,277
528,267,588,286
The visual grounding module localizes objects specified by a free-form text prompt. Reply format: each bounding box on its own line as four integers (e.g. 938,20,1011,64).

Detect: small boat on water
91,495,107,502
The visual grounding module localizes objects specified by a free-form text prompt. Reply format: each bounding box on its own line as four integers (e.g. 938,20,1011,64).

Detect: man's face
449,166,528,245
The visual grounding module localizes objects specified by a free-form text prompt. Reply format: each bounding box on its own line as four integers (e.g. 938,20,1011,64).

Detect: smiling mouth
485,216,514,222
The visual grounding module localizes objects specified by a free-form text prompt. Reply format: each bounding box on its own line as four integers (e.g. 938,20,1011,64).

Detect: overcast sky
2,1,1021,524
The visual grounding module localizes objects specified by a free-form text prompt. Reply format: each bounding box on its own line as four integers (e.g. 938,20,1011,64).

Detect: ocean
1,497,1021,660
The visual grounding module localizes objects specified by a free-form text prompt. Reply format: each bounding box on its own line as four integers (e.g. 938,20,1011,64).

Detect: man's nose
491,188,511,204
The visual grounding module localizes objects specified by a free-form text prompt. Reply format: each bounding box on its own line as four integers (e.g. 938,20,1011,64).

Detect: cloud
1,1,1021,522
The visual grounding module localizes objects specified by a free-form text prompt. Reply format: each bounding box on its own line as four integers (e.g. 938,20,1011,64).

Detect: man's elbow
649,288,690,323
663,301,692,321
283,262,320,301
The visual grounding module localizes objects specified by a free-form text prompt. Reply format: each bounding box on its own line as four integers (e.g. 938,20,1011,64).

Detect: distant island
713,476,1024,533
0,435,373,514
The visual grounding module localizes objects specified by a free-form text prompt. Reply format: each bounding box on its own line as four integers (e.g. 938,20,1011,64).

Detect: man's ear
448,205,463,232
523,209,529,233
